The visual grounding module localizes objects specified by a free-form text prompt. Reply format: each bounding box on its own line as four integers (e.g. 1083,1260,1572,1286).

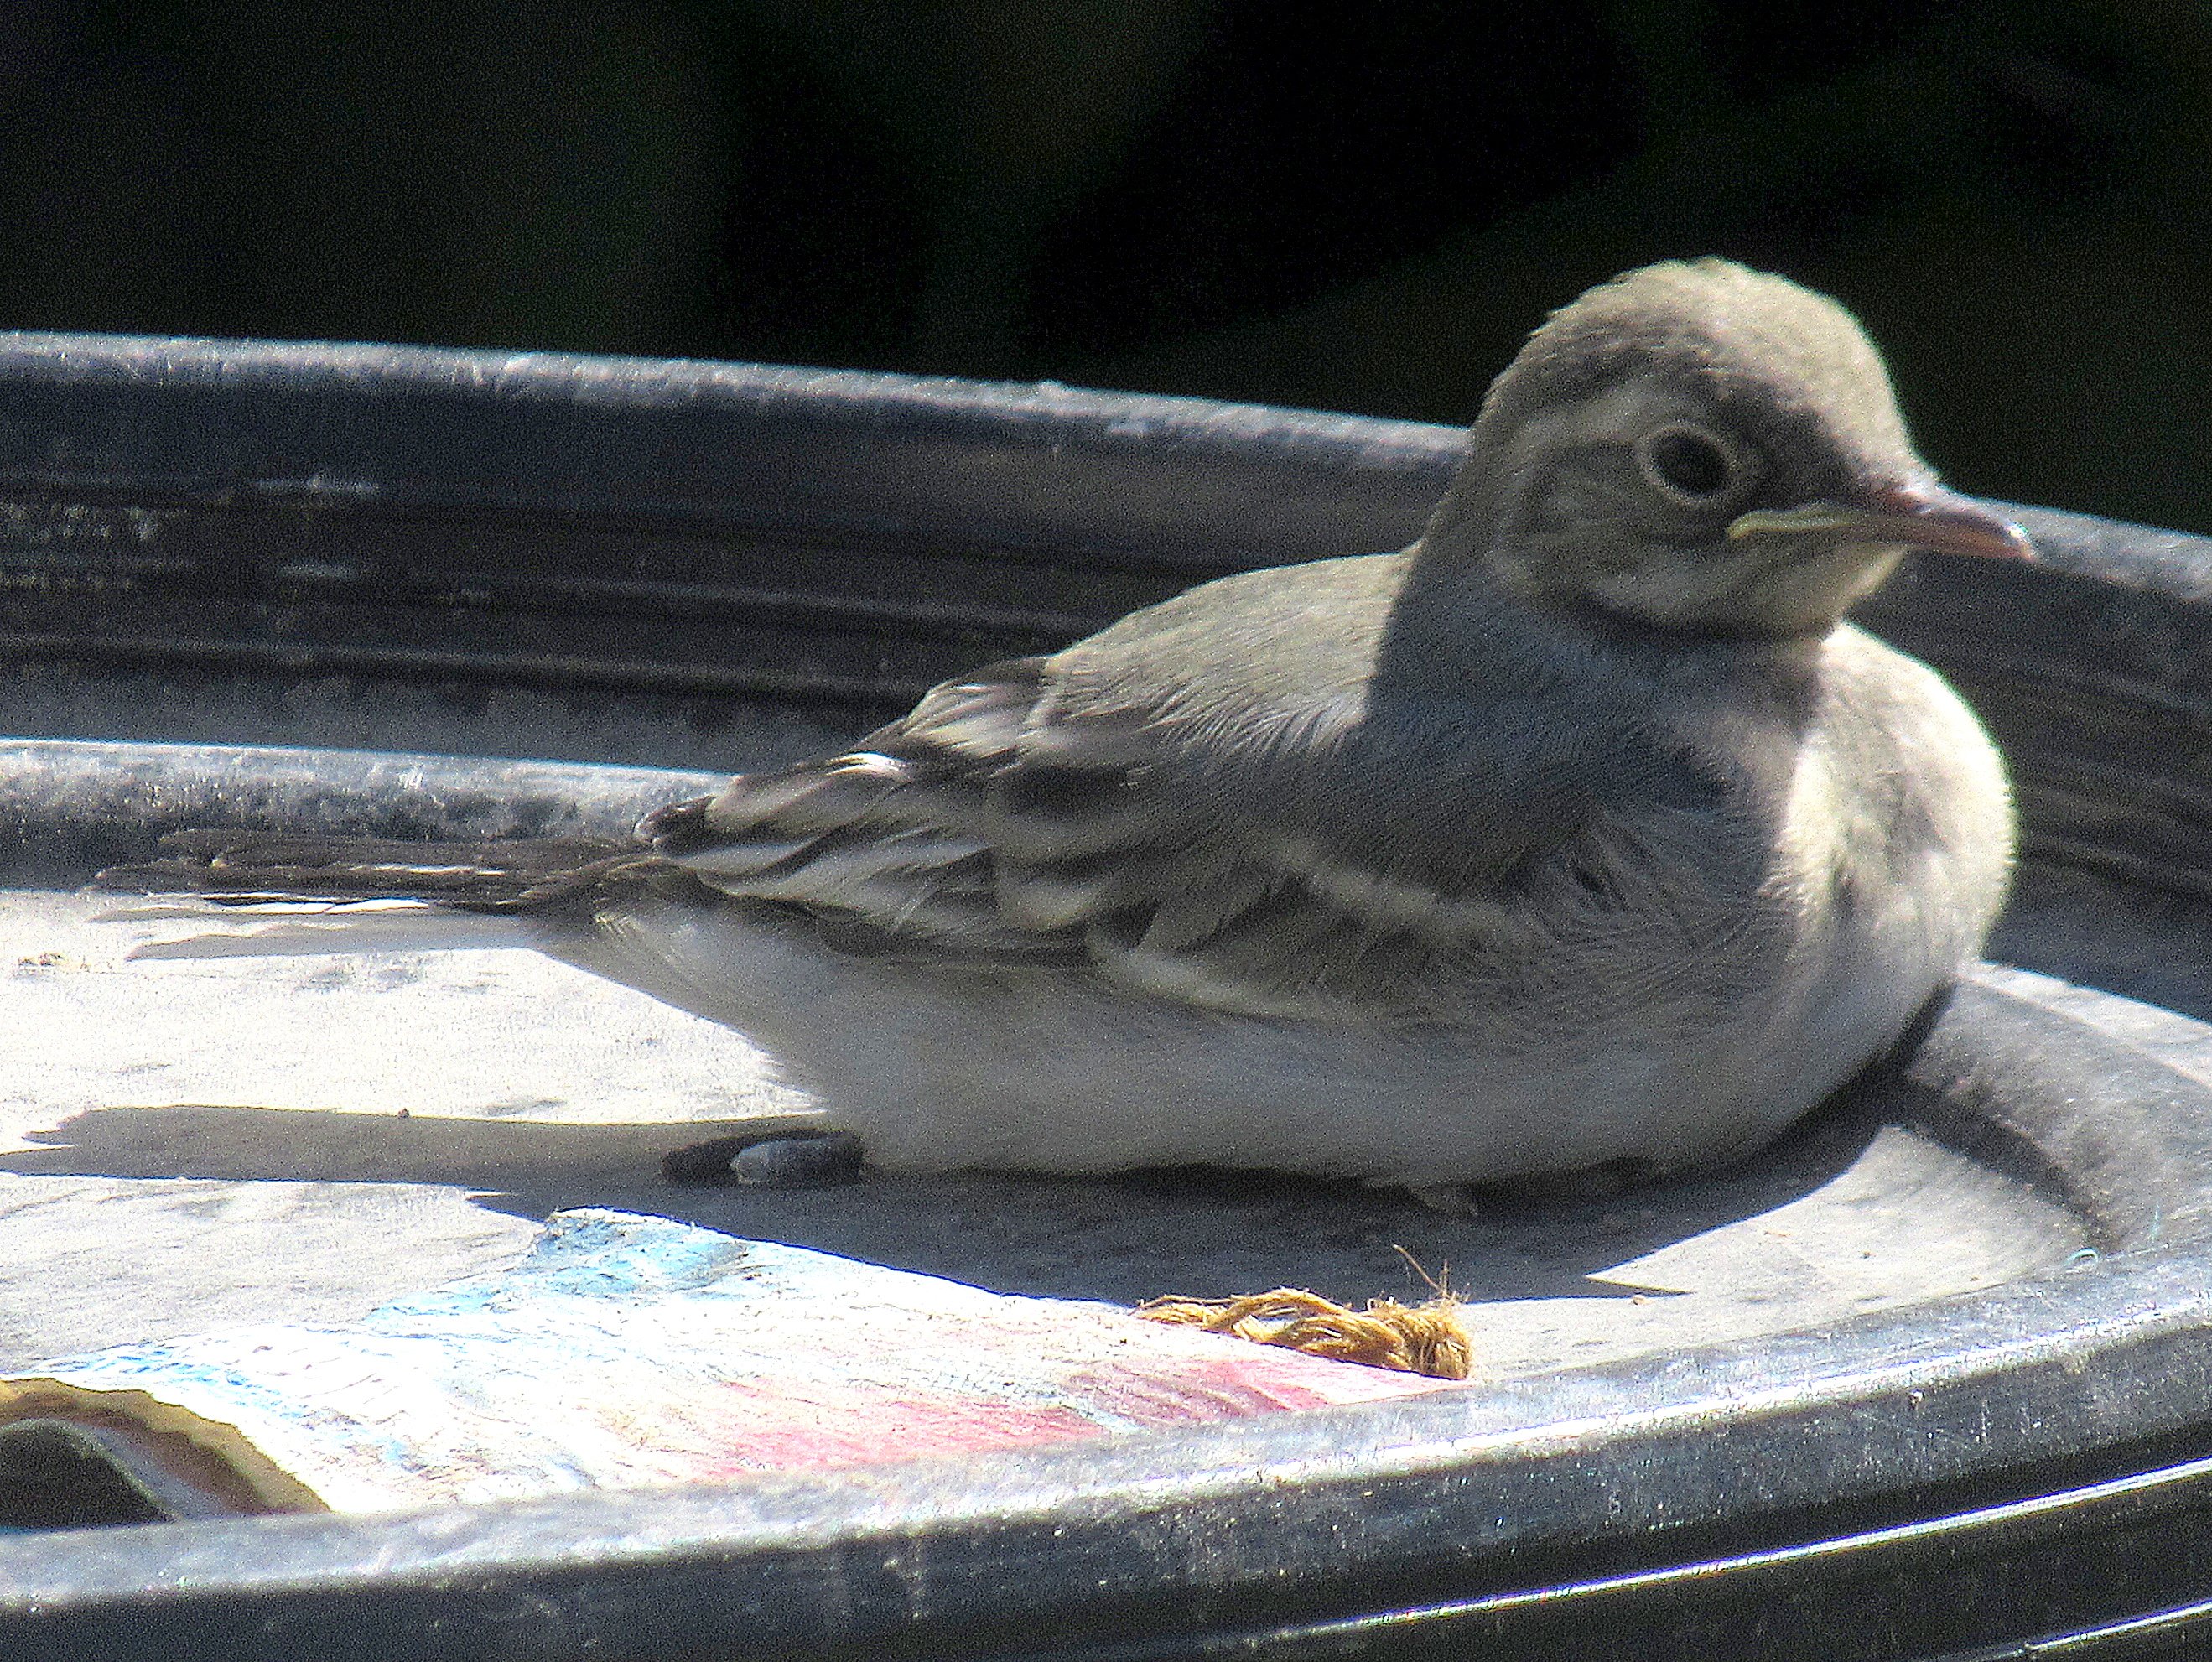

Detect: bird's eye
1634,423,1740,505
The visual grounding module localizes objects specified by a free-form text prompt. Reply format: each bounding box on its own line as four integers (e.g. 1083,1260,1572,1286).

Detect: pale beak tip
1871,481,2037,564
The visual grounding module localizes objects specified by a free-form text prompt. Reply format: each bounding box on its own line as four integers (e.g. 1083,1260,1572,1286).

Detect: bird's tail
92,829,637,960
95,829,636,910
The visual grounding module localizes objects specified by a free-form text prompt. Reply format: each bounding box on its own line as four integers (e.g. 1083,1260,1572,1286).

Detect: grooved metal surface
5,336,2212,1657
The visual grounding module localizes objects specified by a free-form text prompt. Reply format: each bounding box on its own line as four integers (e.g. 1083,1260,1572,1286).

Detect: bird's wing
641,614,1701,1020
641,660,1072,965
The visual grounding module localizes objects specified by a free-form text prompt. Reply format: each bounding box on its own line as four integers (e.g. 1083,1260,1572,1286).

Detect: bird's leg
662,1122,865,1188
1493,1157,1667,1202
1401,1182,1482,1218
1400,1156,1670,1216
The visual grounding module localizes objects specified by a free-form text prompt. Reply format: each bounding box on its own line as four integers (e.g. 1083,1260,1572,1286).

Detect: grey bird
102,259,2028,1198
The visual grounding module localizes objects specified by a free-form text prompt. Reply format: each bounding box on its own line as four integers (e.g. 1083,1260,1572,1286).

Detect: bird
98,259,2029,1203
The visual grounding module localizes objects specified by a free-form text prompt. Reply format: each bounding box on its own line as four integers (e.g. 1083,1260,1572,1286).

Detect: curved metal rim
4,341,2212,1653
6,852,2212,1656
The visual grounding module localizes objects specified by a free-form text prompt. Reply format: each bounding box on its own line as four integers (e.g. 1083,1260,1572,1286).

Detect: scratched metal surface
0,340,2206,1415
8,854,2188,1383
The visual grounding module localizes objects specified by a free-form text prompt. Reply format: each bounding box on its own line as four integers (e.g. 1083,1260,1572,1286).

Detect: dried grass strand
1137,1287,1472,1380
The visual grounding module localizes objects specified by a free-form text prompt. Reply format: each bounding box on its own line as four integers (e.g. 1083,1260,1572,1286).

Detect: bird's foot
661,1127,865,1188
1398,1158,1669,1214
1495,1157,1666,1202
1402,1182,1482,1218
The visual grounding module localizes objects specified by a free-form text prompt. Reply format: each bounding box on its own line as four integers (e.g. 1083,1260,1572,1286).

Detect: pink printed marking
679,1382,1111,1475
1062,1352,1445,1426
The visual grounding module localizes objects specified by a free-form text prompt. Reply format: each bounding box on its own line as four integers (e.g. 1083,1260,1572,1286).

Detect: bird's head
1430,258,2030,640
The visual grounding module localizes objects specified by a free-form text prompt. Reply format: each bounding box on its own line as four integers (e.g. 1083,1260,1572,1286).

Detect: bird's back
560,558,2007,1186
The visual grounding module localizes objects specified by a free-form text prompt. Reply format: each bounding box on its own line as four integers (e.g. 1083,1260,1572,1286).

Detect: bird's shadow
0,1082,1918,1308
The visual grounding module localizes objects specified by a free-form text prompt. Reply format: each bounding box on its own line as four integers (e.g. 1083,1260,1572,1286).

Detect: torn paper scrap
1,1208,1456,1519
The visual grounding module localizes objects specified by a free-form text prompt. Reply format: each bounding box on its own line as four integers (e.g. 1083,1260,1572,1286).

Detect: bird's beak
1727,484,2035,562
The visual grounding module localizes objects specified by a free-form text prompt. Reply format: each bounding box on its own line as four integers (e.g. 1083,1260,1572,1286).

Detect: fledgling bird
101,260,2028,1198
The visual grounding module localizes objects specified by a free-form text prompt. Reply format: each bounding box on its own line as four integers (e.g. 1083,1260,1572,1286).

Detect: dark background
3,1,2206,532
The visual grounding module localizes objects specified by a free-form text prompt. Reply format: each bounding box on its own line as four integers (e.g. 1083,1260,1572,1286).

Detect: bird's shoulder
1790,621,2013,875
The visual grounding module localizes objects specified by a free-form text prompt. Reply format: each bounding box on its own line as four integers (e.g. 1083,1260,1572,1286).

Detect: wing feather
104,555,1766,1028
639,634,1652,1018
